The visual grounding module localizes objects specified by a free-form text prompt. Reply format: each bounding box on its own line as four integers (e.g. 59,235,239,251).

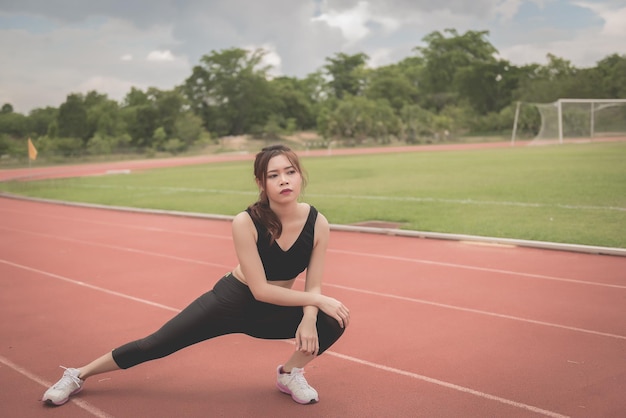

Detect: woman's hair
247,144,307,242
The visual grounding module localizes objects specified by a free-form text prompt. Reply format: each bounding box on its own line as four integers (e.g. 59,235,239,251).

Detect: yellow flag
28,138,38,160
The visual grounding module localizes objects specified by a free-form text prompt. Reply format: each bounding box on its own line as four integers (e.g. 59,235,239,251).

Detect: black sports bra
246,206,318,281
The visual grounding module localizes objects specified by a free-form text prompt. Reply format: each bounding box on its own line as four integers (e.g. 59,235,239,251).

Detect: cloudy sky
1,0,625,114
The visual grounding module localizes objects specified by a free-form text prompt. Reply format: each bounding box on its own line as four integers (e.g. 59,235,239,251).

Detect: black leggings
112,273,345,369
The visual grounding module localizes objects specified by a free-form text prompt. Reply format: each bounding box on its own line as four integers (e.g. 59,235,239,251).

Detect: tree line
1,28,625,160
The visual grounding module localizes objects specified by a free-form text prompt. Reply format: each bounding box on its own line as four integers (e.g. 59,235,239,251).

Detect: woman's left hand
295,317,319,356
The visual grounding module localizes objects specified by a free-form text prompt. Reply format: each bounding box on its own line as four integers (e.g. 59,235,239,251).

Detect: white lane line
2,227,625,339
5,255,622,341
2,226,625,340
0,210,232,241
2,223,623,290
0,209,233,240
0,355,115,418
322,282,626,340
0,227,233,270
1,260,180,313
324,351,570,418
330,249,626,290
1,259,570,418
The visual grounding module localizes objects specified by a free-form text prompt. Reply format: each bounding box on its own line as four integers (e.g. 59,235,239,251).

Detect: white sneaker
42,367,84,406
276,365,319,404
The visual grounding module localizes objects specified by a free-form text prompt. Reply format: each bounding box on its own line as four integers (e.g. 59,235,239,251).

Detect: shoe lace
289,369,311,391
54,366,81,389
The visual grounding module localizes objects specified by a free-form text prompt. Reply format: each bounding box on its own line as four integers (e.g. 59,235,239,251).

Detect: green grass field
2,141,625,248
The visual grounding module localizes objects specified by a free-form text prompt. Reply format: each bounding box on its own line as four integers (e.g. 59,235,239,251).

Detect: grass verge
2,141,625,248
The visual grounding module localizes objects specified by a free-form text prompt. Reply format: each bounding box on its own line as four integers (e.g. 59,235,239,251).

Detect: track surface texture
1,143,625,417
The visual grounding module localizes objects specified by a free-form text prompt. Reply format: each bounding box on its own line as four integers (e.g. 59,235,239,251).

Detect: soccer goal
511,99,626,145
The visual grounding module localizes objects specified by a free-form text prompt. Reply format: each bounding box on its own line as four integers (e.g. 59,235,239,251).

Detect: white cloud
313,1,372,44
312,1,401,45
367,48,395,69
499,1,626,67
500,0,550,18
1,0,625,113
242,43,283,77
0,15,189,112
493,0,525,21
575,1,626,36
147,50,175,61
77,76,138,102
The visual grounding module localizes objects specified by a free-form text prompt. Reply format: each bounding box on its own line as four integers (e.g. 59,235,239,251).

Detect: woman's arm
297,213,328,354
303,213,349,328
301,213,329,320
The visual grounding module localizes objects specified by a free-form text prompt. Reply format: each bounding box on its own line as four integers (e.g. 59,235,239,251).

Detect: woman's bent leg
263,309,345,405
245,302,345,355
316,310,346,355
282,310,345,371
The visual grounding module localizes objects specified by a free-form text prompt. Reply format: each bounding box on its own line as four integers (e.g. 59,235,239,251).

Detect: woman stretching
42,144,350,406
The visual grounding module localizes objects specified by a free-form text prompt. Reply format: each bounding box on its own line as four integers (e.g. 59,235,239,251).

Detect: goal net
513,99,626,144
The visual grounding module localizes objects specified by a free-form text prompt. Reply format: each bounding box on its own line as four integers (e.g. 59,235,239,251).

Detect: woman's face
261,154,302,204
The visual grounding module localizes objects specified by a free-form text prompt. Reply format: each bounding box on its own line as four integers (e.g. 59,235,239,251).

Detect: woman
42,144,350,406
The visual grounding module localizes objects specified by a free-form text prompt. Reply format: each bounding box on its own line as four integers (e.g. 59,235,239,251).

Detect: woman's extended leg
42,352,121,405
79,352,119,379
42,274,248,406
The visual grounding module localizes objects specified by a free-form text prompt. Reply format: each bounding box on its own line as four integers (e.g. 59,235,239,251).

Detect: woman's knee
112,334,176,369
317,312,346,354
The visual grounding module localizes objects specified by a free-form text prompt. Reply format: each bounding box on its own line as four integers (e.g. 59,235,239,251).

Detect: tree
594,54,626,98
455,59,522,114
124,87,150,107
91,99,125,138
28,107,58,137
536,53,577,80
146,87,186,137
364,64,419,112
268,76,316,130
123,104,159,147
183,47,275,136
318,96,399,143
119,87,190,149
174,112,204,146
1,103,13,114
414,29,498,110
0,111,28,137
517,54,580,103
400,104,435,142
324,52,369,99
152,126,167,150
77,91,126,143
57,93,88,140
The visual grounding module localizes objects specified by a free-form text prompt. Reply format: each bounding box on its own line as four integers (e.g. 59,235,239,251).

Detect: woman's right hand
318,295,350,328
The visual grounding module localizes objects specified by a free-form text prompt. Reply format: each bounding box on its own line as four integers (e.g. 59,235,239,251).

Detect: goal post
512,98,626,145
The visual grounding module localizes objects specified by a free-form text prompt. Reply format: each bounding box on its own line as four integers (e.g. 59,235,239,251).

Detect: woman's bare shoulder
313,208,329,236
232,210,254,231
315,210,329,226
233,210,252,222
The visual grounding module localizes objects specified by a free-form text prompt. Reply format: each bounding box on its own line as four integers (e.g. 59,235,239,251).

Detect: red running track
1,196,625,417
0,142,526,182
